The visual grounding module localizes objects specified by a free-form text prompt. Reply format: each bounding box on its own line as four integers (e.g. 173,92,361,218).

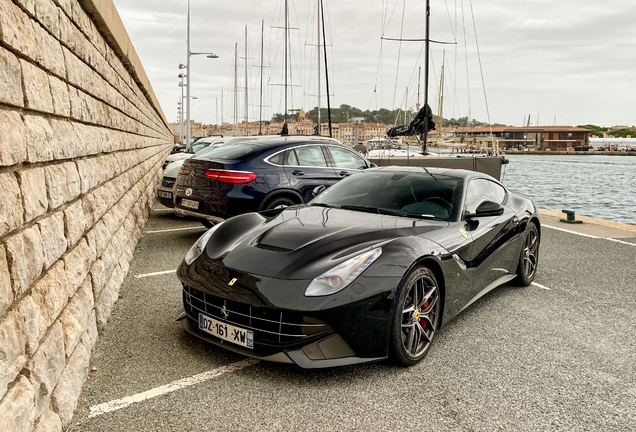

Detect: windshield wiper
339,205,404,217
339,204,443,220
310,203,334,208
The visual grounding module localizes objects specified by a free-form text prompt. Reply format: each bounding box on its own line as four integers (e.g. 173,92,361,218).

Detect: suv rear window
202,144,260,161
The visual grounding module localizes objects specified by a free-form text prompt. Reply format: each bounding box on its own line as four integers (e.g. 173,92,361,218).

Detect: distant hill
271,105,506,128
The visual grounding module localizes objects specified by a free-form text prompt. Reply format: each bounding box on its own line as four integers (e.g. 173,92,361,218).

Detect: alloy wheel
522,224,539,280
400,273,440,360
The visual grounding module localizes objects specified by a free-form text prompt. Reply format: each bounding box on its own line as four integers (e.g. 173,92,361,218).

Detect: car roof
220,135,348,151
195,136,223,143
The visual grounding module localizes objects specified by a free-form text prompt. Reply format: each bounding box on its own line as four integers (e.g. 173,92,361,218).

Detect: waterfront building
453,126,591,151
167,121,214,142
172,111,392,145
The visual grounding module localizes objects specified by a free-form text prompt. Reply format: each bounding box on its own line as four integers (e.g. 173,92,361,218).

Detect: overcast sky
112,0,636,128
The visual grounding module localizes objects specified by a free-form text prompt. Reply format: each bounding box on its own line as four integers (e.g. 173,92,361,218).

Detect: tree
271,113,286,123
610,128,635,138
578,124,608,138
276,105,503,129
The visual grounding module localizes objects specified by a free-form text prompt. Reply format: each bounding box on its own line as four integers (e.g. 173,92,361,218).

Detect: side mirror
465,200,504,219
312,185,327,197
368,162,377,168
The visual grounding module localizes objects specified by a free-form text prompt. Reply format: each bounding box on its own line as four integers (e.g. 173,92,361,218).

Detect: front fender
364,236,472,327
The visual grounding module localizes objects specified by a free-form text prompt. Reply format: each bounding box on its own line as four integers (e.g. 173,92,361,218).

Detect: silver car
157,138,236,209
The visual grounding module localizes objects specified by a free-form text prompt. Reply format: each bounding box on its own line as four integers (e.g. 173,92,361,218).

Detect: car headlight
184,222,224,265
305,247,382,297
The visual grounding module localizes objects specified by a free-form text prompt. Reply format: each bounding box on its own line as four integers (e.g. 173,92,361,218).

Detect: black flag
386,104,436,137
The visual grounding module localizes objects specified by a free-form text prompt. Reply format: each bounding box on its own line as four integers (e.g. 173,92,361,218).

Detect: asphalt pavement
68,204,636,432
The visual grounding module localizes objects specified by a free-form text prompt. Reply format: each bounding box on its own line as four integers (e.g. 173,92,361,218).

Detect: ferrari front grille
182,285,331,346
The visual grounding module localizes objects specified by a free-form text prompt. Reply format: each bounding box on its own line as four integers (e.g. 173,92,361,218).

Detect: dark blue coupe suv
174,135,374,227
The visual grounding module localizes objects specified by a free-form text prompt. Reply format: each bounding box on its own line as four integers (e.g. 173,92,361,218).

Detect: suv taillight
205,170,257,183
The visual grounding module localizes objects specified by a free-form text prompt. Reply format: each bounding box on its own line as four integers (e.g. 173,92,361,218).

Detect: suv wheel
263,196,296,210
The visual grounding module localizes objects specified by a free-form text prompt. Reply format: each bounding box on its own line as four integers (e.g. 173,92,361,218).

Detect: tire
389,266,442,366
201,219,214,229
515,221,540,286
262,196,296,210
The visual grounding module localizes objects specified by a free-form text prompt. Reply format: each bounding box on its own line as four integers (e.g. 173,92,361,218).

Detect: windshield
311,171,463,221
188,142,212,154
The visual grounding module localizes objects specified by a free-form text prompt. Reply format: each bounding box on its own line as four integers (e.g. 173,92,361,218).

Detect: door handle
339,171,351,177
291,170,304,176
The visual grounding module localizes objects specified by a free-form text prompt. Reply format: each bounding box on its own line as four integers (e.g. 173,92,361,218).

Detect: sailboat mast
234,43,238,135
244,26,248,136
284,0,288,125
417,66,421,107
438,50,445,142
422,0,430,153
320,0,332,137
316,0,321,135
259,19,264,135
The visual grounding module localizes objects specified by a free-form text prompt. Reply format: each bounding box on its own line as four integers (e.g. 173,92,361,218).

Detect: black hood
212,206,448,279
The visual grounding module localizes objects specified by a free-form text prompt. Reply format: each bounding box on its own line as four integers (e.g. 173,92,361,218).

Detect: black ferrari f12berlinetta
176,166,540,368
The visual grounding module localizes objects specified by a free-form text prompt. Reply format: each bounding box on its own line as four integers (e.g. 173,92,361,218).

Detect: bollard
560,209,583,224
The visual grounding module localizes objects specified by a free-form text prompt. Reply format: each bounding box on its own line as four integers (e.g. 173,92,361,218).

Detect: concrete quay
504,150,636,156
67,205,636,431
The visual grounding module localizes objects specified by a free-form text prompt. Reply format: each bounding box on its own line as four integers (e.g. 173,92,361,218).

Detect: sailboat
370,0,508,179
383,0,437,155
278,0,333,137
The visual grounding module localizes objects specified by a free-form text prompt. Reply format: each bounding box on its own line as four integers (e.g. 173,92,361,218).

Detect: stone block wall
0,0,173,430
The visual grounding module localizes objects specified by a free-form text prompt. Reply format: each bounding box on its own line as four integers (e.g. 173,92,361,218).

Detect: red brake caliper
420,300,429,329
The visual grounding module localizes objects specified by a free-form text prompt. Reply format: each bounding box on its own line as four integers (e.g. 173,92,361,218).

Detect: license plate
181,198,199,209
158,191,172,199
198,313,254,349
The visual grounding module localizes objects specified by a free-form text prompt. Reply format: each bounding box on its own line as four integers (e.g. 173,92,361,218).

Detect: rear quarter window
267,151,284,165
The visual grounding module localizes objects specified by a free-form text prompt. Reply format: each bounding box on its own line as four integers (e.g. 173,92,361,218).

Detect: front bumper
157,188,174,208
176,261,400,367
157,176,177,208
176,310,386,368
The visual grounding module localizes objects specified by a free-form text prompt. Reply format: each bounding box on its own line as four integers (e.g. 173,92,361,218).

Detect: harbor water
499,154,636,226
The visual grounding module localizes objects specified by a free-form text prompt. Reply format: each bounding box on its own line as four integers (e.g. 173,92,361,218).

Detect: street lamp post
179,92,198,140
185,0,218,148
177,101,182,142
177,103,181,143
178,71,186,143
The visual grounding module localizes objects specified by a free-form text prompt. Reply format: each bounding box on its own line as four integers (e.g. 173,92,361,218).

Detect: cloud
112,0,636,128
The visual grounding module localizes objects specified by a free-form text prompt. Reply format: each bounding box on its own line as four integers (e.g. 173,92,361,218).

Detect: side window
487,181,507,204
292,146,328,167
286,149,299,166
268,151,284,165
465,179,502,214
328,146,367,170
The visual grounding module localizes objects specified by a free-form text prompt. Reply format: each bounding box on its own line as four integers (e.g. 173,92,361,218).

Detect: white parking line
531,282,551,290
145,226,206,234
134,270,176,278
604,238,636,246
543,224,636,246
88,359,259,418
